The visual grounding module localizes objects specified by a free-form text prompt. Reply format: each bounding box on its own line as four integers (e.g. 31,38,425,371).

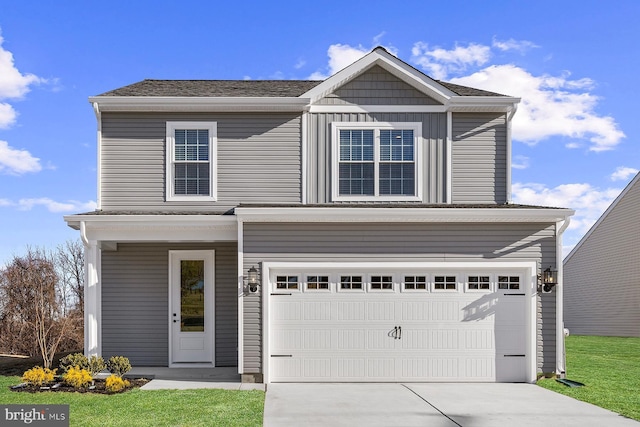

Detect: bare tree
0,247,76,367
56,240,85,316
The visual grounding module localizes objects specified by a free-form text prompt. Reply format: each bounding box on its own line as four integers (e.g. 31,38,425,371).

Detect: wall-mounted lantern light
538,267,558,293
245,266,260,294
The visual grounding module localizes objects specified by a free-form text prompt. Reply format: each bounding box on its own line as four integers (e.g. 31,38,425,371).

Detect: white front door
169,250,215,364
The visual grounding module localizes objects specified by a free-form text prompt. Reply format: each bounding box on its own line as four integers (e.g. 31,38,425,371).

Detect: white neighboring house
564,172,640,337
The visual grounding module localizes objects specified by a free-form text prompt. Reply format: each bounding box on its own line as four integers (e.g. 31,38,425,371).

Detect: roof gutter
89,96,311,112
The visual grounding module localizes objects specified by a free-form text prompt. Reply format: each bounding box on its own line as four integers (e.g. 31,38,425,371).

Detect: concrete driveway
264,383,639,427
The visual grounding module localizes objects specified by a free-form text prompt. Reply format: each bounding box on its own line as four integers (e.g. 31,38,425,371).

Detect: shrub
105,374,130,393
59,353,88,372
87,355,107,375
63,366,93,388
22,366,56,386
107,356,131,377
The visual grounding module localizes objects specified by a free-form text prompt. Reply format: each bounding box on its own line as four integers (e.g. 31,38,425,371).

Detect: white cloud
0,140,41,175
512,181,621,240
16,198,96,213
294,58,306,70
610,166,639,181
308,37,399,80
0,32,44,100
511,155,529,170
451,65,625,151
492,37,539,53
0,102,16,129
411,42,491,80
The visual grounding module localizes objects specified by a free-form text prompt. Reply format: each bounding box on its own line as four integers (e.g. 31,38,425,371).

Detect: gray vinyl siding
452,113,507,204
564,176,640,337
100,112,302,211
242,222,557,373
306,112,447,203
316,65,441,105
101,242,238,366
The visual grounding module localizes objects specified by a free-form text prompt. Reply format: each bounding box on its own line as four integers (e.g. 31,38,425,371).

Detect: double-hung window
166,122,217,201
332,122,422,201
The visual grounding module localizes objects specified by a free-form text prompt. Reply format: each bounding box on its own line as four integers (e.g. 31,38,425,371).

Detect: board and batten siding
564,175,640,337
101,242,238,366
100,112,302,211
316,65,441,106
241,222,557,373
451,113,508,204
306,112,447,203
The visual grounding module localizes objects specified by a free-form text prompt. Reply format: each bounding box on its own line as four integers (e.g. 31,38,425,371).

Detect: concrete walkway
264,383,639,427
141,379,264,391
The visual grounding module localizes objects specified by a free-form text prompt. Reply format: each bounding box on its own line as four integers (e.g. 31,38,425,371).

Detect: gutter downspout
506,104,518,203
92,102,102,210
556,217,571,377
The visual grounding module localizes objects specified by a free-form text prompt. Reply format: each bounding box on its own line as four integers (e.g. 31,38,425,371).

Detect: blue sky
0,0,638,264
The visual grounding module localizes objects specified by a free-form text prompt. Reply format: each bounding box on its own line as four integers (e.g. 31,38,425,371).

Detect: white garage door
267,266,533,383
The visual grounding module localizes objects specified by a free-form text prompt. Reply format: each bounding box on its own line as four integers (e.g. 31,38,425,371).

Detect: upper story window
166,122,217,201
331,122,422,201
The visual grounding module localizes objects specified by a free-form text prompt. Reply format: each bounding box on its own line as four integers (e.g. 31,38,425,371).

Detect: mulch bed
10,378,149,394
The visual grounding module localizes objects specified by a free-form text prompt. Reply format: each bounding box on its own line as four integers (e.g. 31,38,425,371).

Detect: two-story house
64,47,573,383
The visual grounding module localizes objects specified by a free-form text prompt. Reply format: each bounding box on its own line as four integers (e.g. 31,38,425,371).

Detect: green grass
537,335,640,421
0,376,264,426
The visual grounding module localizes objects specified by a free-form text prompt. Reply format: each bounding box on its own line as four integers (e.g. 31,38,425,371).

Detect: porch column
84,239,101,357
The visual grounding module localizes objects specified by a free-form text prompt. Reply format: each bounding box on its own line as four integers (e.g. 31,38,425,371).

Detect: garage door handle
504,354,525,357
398,326,402,340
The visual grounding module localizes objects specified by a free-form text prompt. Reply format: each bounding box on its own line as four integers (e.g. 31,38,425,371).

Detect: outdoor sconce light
245,266,260,294
538,267,558,293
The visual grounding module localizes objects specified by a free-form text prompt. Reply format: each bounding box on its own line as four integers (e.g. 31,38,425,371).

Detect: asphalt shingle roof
98,78,505,98
99,80,322,97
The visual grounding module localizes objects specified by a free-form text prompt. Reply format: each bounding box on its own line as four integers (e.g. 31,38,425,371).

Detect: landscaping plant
59,352,89,372
88,355,107,375
107,356,131,377
22,366,56,386
63,366,93,388
105,374,130,393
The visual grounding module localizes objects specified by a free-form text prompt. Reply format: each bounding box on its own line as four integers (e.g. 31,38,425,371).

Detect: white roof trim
300,48,457,105
564,171,640,263
88,96,310,112
64,214,238,242
235,206,574,223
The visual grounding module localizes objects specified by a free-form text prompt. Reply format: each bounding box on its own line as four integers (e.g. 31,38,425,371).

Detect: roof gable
301,47,459,104
564,171,640,263
315,65,442,106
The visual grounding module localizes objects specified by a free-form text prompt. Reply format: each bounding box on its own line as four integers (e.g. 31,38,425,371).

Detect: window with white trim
370,275,393,290
306,275,329,290
332,122,422,201
340,275,363,290
498,276,520,290
404,275,427,291
166,122,217,201
434,275,457,291
276,275,299,290
467,275,491,291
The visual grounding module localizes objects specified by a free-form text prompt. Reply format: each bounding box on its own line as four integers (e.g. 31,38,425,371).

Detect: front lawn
0,376,264,426
537,335,640,421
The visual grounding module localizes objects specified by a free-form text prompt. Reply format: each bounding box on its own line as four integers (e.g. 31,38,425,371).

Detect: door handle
398,326,402,340
388,326,398,339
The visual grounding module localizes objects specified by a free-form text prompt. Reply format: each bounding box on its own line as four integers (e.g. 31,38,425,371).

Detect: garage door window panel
403,275,428,292
434,275,458,292
339,275,364,292
276,275,300,291
498,276,520,290
467,275,491,292
306,275,330,291
370,275,394,292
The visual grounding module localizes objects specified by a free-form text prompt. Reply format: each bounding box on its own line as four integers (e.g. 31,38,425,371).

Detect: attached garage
263,262,537,383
